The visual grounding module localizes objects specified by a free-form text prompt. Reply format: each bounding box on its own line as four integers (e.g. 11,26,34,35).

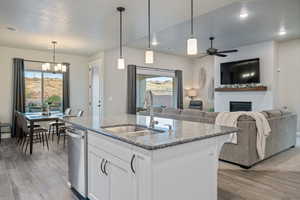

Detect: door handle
130,154,136,174
100,159,105,175
103,160,108,176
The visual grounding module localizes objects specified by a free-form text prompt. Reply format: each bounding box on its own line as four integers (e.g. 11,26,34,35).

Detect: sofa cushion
260,111,269,118
162,108,181,115
238,115,255,121
204,112,219,119
181,109,205,117
180,115,202,122
264,110,282,118
280,109,292,115
152,107,163,113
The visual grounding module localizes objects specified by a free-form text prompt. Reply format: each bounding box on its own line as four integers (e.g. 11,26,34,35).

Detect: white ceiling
129,0,300,56
0,0,238,56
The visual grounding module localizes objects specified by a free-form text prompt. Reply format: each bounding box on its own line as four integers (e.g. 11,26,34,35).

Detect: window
25,70,63,112
136,74,175,110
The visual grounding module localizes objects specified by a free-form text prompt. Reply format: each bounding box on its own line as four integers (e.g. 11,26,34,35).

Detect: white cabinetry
88,130,229,200
88,148,109,200
88,140,138,200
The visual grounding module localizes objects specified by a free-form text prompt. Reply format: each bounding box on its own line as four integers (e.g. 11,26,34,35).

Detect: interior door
88,59,104,125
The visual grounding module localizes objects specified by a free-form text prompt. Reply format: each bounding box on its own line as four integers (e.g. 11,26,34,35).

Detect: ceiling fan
201,37,238,57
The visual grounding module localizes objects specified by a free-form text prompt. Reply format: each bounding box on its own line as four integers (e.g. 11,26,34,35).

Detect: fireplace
230,101,252,112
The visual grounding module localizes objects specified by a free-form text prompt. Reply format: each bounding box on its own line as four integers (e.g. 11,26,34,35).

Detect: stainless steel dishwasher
67,126,88,199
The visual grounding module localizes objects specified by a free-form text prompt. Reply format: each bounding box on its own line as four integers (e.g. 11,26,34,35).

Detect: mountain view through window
136,75,174,110
25,71,63,112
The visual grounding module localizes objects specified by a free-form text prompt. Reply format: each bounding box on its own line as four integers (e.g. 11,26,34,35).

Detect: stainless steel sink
101,124,164,136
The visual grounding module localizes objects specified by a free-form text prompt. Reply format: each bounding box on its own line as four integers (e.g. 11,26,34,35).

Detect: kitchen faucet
144,90,173,132
144,90,158,128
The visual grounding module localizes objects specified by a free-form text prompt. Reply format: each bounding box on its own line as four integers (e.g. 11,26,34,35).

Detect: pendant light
117,7,125,70
42,41,67,73
145,0,154,64
187,0,198,55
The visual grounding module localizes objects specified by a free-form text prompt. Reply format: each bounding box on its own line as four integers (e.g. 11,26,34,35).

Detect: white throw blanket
216,112,271,160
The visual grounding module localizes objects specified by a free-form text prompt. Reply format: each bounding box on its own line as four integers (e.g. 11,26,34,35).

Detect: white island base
88,130,230,200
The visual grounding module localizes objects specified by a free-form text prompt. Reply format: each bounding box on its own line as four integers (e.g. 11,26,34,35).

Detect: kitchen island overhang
62,114,239,200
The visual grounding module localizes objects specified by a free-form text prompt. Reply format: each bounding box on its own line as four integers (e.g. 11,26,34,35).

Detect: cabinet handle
130,154,136,174
100,159,105,174
103,160,108,176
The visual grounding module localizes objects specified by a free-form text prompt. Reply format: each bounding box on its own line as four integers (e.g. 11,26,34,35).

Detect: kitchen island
63,114,239,200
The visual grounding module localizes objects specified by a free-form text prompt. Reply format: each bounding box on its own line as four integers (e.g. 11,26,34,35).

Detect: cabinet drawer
88,131,134,164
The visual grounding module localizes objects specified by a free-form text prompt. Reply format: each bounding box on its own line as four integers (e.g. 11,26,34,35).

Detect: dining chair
76,110,84,117
15,112,24,146
48,108,72,141
15,111,41,147
19,114,49,153
57,109,84,147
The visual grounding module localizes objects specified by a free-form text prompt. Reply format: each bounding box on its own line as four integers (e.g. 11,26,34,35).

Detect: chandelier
42,41,67,73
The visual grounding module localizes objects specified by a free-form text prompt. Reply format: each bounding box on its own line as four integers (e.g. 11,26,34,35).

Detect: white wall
192,56,215,110
99,47,194,115
278,38,300,130
214,41,278,112
0,46,89,124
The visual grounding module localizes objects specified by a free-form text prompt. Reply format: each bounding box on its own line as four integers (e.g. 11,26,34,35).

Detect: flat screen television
220,58,260,85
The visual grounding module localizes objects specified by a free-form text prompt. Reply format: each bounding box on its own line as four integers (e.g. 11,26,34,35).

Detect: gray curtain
127,65,137,114
62,63,70,112
12,58,25,137
175,70,183,109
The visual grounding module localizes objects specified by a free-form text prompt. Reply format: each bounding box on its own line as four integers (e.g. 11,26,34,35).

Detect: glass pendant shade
187,38,198,55
145,0,154,64
145,50,154,64
42,63,51,71
54,63,62,72
61,64,67,72
117,7,125,70
118,57,125,69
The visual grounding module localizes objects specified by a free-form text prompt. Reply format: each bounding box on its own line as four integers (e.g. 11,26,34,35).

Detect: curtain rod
136,66,176,73
23,59,69,65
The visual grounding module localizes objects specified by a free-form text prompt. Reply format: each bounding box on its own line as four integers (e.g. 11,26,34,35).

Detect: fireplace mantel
215,86,267,92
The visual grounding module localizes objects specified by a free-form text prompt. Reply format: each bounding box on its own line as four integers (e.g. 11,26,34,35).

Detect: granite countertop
62,114,239,150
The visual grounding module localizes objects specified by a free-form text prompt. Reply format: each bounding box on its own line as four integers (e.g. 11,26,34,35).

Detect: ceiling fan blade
217,49,238,54
197,54,209,59
216,53,227,57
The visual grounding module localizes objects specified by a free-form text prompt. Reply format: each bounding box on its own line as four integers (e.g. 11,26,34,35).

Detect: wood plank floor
0,137,299,200
218,136,300,200
0,138,76,200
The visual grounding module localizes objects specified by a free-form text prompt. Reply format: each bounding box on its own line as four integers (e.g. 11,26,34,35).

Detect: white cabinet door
88,148,109,200
88,145,139,200
108,160,136,200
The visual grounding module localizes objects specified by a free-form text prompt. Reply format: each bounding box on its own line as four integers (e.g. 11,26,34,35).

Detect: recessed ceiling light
278,28,287,36
6,26,17,31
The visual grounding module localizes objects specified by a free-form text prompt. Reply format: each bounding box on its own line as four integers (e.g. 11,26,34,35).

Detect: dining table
22,112,67,155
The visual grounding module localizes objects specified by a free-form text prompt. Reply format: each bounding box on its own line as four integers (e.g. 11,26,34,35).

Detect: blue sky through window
25,71,41,78
147,77,172,82
25,71,63,79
